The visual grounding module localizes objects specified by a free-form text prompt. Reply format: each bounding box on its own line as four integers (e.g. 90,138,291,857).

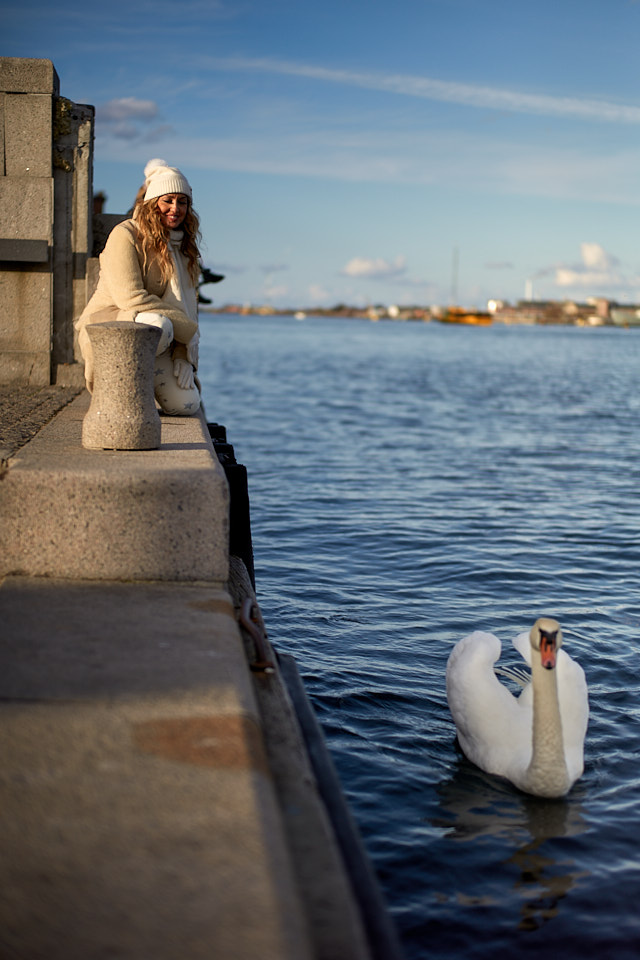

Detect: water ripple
201,316,640,960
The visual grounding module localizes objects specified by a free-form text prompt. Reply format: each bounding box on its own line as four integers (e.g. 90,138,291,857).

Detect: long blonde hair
132,187,202,285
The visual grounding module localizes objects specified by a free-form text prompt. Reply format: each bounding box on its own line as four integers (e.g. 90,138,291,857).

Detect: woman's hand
173,358,195,390
186,329,200,368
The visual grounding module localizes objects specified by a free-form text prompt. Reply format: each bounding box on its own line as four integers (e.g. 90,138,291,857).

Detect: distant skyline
5,0,640,308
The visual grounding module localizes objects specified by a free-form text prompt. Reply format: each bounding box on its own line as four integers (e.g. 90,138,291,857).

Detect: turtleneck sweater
162,229,198,326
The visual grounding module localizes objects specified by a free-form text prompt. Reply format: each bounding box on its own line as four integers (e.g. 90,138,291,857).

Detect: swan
446,618,588,798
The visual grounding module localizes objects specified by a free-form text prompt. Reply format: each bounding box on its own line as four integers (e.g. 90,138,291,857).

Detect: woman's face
156,194,189,230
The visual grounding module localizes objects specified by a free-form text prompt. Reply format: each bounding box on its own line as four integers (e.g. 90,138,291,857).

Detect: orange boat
439,307,492,326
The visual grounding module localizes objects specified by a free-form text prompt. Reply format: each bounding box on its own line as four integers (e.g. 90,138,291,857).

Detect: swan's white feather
446,624,588,796
446,631,532,784
512,630,532,664
494,663,530,686
554,649,589,780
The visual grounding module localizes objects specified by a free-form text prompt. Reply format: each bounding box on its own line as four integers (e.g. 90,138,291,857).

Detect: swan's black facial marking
539,628,558,670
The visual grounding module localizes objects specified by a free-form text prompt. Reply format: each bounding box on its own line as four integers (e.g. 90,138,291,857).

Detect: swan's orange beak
540,630,557,669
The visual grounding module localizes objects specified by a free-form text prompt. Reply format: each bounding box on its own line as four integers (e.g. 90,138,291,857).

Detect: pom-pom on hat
143,158,192,202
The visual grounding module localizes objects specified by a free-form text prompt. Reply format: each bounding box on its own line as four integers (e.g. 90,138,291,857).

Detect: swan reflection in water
431,756,588,932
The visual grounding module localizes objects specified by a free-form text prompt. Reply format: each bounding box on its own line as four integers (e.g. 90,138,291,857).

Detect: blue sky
5,0,640,309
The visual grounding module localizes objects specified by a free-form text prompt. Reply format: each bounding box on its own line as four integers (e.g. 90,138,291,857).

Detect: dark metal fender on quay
208,422,255,588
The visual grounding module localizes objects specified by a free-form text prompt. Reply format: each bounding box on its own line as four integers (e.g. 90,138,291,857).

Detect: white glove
174,358,195,390
135,312,174,355
186,328,200,368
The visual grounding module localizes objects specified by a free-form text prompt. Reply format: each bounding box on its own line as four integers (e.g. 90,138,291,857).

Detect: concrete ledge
0,576,313,960
0,392,230,581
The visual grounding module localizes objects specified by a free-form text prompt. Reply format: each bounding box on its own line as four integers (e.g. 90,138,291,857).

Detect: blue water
199,315,640,959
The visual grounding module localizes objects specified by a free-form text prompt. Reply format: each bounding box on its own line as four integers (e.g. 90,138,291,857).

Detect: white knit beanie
143,158,192,201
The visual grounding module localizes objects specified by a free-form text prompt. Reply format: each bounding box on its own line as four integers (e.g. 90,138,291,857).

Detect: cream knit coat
75,219,199,389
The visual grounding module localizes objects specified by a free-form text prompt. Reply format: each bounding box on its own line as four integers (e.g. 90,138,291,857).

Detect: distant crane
451,245,459,305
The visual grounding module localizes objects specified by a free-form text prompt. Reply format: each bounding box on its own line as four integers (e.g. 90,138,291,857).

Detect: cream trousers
154,348,201,416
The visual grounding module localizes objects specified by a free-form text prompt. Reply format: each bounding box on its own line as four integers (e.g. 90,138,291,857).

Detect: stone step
0,392,229,581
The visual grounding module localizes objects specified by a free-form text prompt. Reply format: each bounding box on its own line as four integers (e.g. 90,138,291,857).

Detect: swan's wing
491,629,531,692
512,630,532,666
557,649,589,780
446,631,531,779
494,664,530,687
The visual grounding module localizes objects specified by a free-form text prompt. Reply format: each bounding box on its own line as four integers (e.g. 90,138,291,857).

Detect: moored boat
438,307,492,326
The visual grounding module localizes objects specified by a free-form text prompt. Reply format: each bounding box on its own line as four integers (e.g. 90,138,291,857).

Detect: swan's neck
524,658,570,797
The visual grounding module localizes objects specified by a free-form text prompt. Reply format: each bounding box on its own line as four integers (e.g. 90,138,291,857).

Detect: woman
76,159,202,415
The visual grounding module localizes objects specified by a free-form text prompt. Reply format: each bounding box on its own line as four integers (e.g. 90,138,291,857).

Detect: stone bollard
82,321,162,450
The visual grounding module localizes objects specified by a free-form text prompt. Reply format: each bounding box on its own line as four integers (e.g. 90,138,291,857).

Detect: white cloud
264,282,288,300
341,255,407,279
97,97,174,142
204,56,640,126
555,268,621,288
308,284,331,303
99,97,158,122
97,127,640,207
214,262,247,275
579,242,617,272
260,263,288,274
554,242,629,290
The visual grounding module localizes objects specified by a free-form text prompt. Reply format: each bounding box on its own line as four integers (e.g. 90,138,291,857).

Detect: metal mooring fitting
240,597,275,673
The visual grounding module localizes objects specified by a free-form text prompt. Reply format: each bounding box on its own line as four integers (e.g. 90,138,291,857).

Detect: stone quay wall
0,57,93,387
